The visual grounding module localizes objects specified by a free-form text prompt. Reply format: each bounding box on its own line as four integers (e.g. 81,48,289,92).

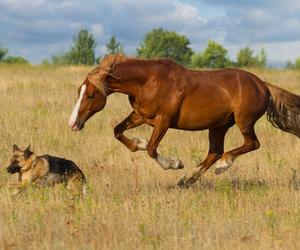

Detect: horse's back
174,68,269,130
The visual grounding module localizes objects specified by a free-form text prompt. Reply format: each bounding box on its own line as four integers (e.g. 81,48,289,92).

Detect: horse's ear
24,145,32,159
13,144,19,152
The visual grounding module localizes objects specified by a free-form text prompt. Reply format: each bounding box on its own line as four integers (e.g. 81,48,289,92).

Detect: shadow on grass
195,177,270,194
167,177,271,194
168,167,300,193
169,174,300,194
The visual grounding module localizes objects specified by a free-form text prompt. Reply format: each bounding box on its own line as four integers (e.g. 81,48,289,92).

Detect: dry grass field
0,64,300,250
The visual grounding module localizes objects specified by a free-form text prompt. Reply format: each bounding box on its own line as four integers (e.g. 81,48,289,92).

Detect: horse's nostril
77,120,85,130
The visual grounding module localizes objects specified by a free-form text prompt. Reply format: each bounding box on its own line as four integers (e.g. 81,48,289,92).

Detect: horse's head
68,55,123,131
68,77,107,131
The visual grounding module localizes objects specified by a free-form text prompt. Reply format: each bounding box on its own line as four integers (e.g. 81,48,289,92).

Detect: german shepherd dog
6,144,86,194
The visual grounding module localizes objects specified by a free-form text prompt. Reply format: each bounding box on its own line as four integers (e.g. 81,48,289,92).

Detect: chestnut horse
69,55,300,187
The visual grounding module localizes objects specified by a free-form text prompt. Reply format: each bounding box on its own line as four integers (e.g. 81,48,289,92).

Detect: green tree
285,57,300,69
51,52,71,65
286,60,294,69
106,36,124,55
294,58,300,69
51,29,96,65
68,29,96,65
192,40,231,69
257,48,267,68
191,53,205,68
0,46,29,64
2,56,29,64
95,55,102,64
0,47,8,61
236,47,267,68
137,28,193,66
236,46,257,67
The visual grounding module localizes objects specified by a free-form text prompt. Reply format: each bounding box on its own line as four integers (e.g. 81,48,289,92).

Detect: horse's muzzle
70,120,85,131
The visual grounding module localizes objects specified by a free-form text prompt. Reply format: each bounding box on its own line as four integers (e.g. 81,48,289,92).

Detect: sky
1,0,300,66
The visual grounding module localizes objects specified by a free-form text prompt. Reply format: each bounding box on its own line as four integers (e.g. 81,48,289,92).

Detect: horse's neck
108,62,148,96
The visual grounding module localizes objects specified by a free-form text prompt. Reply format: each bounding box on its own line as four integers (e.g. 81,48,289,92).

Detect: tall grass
0,64,300,249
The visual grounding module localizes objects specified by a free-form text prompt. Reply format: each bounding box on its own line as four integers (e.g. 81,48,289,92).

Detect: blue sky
1,0,300,66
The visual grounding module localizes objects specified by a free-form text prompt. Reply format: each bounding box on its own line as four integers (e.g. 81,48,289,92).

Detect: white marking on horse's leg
155,155,184,170
68,84,86,128
215,158,233,175
170,157,184,169
155,155,172,170
132,138,148,150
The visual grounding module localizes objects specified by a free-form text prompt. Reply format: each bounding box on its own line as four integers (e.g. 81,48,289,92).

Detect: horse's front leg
147,115,184,170
114,111,148,151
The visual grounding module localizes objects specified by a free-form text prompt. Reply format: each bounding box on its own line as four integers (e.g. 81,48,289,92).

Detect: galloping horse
68,54,300,187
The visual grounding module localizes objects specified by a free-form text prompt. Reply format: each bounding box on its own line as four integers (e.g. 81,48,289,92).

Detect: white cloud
70,22,83,30
0,0,46,8
91,24,105,40
173,2,202,22
61,0,80,7
247,8,273,24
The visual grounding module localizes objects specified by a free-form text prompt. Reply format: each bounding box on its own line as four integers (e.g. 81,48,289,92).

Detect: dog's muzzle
7,165,21,174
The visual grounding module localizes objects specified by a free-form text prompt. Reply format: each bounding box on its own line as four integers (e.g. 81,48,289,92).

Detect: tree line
44,28,268,68
1,28,300,69
0,47,29,64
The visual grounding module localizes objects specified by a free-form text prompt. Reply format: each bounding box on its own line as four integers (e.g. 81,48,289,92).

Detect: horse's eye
87,95,95,99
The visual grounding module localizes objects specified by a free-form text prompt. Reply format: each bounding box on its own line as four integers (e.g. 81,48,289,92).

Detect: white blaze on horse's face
68,84,86,130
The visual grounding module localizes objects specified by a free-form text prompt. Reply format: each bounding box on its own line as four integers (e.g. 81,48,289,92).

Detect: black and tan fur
7,144,86,194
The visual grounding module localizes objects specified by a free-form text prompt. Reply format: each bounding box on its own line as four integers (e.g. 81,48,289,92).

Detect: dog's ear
24,145,32,159
13,144,19,152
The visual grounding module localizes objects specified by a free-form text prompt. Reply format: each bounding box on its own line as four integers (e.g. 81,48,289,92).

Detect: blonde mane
87,54,127,95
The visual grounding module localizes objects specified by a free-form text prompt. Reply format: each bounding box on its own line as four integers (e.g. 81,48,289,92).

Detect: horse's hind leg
215,82,268,174
178,124,231,188
114,111,147,151
215,123,260,175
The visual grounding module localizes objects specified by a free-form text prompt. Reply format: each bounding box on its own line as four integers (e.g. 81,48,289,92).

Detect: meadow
0,64,300,250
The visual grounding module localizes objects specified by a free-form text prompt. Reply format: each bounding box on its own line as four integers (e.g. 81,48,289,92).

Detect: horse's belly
175,96,233,130
176,113,233,130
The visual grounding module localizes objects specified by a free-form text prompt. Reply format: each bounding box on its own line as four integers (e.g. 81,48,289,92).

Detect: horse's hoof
215,160,230,175
171,158,184,169
177,178,187,188
177,177,191,188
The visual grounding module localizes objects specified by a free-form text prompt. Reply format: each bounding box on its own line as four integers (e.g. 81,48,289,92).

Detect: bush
2,56,29,64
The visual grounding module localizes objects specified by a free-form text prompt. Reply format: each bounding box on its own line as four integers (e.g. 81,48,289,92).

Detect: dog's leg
66,174,86,195
9,181,29,195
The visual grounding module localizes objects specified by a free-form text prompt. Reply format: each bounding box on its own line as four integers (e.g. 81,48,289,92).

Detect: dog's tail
266,82,300,138
80,172,88,196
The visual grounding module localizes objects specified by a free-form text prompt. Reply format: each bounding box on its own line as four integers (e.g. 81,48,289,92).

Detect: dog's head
7,144,34,174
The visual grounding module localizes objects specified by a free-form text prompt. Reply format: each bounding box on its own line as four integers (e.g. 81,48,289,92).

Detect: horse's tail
265,82,300,138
